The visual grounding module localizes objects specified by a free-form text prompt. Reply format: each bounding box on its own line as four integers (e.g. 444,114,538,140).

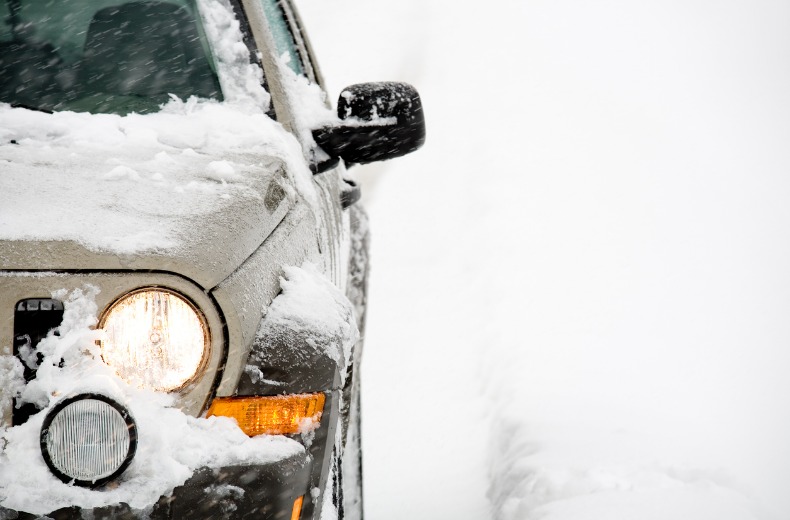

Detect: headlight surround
99,288,209,392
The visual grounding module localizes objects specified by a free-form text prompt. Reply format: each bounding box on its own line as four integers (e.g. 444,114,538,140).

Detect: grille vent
13,298,64,425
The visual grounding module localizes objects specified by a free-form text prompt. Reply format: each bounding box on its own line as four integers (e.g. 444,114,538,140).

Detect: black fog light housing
40,393,137,488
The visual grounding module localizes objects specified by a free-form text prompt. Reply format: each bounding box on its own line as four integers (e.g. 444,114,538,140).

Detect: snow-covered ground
297,1,790,519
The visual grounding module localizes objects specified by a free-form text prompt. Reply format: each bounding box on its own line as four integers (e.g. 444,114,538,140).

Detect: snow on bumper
0,387,306,515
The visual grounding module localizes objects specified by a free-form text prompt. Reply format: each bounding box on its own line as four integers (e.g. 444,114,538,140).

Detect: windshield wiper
10,103,53,114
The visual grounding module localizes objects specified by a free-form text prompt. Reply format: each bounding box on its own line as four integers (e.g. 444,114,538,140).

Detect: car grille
13,298,64,425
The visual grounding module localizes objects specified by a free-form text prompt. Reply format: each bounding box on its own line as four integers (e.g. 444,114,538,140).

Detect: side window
259,0,305,77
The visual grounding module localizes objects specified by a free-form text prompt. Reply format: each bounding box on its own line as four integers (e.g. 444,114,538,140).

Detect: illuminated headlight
100,288,209,392
40,394,137,488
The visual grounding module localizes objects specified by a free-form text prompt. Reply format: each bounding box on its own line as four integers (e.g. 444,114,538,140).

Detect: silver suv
0,0,424,518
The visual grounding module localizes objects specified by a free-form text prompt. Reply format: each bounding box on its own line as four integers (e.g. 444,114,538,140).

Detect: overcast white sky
298,1,790,518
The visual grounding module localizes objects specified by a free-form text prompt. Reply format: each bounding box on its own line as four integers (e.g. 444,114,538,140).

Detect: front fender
236,264,358,396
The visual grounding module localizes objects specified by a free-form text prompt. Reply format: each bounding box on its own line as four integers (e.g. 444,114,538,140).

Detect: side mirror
312,82,426,168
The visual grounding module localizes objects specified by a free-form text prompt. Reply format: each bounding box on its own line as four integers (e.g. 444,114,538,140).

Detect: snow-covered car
0,0,424,518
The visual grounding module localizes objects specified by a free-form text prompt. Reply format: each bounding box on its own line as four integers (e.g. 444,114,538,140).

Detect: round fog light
40,394,137,488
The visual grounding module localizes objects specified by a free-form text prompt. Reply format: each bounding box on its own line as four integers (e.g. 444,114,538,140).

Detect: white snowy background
297,1,790,519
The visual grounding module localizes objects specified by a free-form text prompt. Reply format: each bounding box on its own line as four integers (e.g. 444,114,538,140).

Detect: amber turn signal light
291,496,304,520
206,393,326,436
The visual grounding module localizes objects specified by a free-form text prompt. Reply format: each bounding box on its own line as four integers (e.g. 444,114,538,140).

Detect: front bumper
0,264,347,520
1,387,341,520
2,453,311,520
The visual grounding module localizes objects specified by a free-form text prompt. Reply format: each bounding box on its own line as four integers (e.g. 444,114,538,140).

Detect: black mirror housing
313,82,426,166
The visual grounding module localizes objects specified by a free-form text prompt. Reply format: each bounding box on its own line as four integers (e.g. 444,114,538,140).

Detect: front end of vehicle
0,210,354,519
0,0,423,516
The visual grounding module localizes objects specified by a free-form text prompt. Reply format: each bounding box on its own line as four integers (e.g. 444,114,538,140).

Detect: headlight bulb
100,289,209,392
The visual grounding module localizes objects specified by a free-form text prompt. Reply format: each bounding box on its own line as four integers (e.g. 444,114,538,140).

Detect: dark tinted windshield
0,0,222,114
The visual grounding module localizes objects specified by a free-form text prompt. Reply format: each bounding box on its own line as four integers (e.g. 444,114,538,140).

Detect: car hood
0,105,305,289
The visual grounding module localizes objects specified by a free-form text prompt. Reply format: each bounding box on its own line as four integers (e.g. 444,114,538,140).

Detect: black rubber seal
40,393,138,489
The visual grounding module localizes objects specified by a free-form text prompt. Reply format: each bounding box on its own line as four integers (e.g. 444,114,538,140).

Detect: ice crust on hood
0,101,308,255
0,287,303,515
0,103,319,256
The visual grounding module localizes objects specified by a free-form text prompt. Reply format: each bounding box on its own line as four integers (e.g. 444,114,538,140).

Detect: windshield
0,0,222,115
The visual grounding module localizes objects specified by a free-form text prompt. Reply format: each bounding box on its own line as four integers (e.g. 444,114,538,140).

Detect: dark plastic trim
13,297,65,425
340,179,361,209
310,154,340,175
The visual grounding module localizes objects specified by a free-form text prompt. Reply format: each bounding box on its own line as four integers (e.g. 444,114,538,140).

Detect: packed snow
252,263,358,385
195,0,270,110
277,55,337,157
297,0,790,519
0,287,303,514
0,101,313,254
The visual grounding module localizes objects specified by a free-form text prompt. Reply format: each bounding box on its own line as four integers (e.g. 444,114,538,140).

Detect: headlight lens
100,289,208,392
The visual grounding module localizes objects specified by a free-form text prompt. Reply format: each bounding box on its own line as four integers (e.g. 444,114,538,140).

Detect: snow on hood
0,99,318,287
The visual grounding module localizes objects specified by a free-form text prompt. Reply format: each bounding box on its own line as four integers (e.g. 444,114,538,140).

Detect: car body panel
212,201,321,398
0,145,294,290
